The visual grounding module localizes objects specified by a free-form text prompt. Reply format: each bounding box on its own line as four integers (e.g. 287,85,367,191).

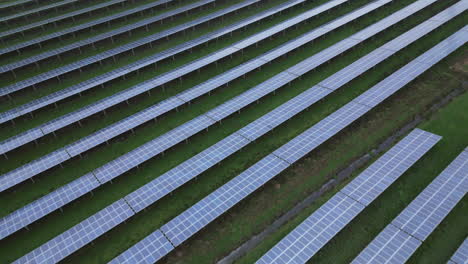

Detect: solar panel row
13,199,134,264
0,0,219,74
0,0,393,157
112,16,467,264
352,148,468,263
0,0,128,40
0,0,323,121
257,129,441,263
0,0,451,240
448,238,468,264
0,0,79,24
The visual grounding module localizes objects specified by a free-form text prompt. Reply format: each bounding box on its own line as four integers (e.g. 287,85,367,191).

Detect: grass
0,0,465,263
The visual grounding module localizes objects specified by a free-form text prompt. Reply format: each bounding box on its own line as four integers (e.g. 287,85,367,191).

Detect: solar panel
318,48,395,90
0,127,44,155
161,155,289,246
93,115,214,184
0,149,71,193
109,230,174,264
125,133,249,213
449,238,468,264
13,199,134,263
352,224,422,264
0,173,99,240
237,87,332,140
258,128,440,263
0,0,79,24
352,148,468,263
274,102,369,164
0,0,127,40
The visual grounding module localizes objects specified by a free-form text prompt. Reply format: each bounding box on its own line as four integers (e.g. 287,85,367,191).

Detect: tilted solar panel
109,230,174,264
13,199,134,263
449,238,468,264
352,224,422,264
0,173,100,240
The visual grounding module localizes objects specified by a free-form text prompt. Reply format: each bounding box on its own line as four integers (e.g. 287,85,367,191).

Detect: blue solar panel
449,238,468,264
109,230,174,264
13,199,134,263
353,148,468,263
258,129,440,263
352,224,422,264
259,193,364,264
0,149,71,193
0,0,127,40
125,133,250,213
161,155,289,246
0,0,79,24
0,173,100,240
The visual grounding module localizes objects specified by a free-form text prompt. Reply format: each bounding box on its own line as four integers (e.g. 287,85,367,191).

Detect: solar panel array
0,0,127,40
352,148,468,263
0,0,459,241
113,21,467,264
0,0,308,123
0,0,221,76
257,129,441,263
1,0,466,262
0,0,176,56
448,238,468,264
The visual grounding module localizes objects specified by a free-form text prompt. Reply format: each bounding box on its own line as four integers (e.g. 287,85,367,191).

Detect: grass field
0,0,466,263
